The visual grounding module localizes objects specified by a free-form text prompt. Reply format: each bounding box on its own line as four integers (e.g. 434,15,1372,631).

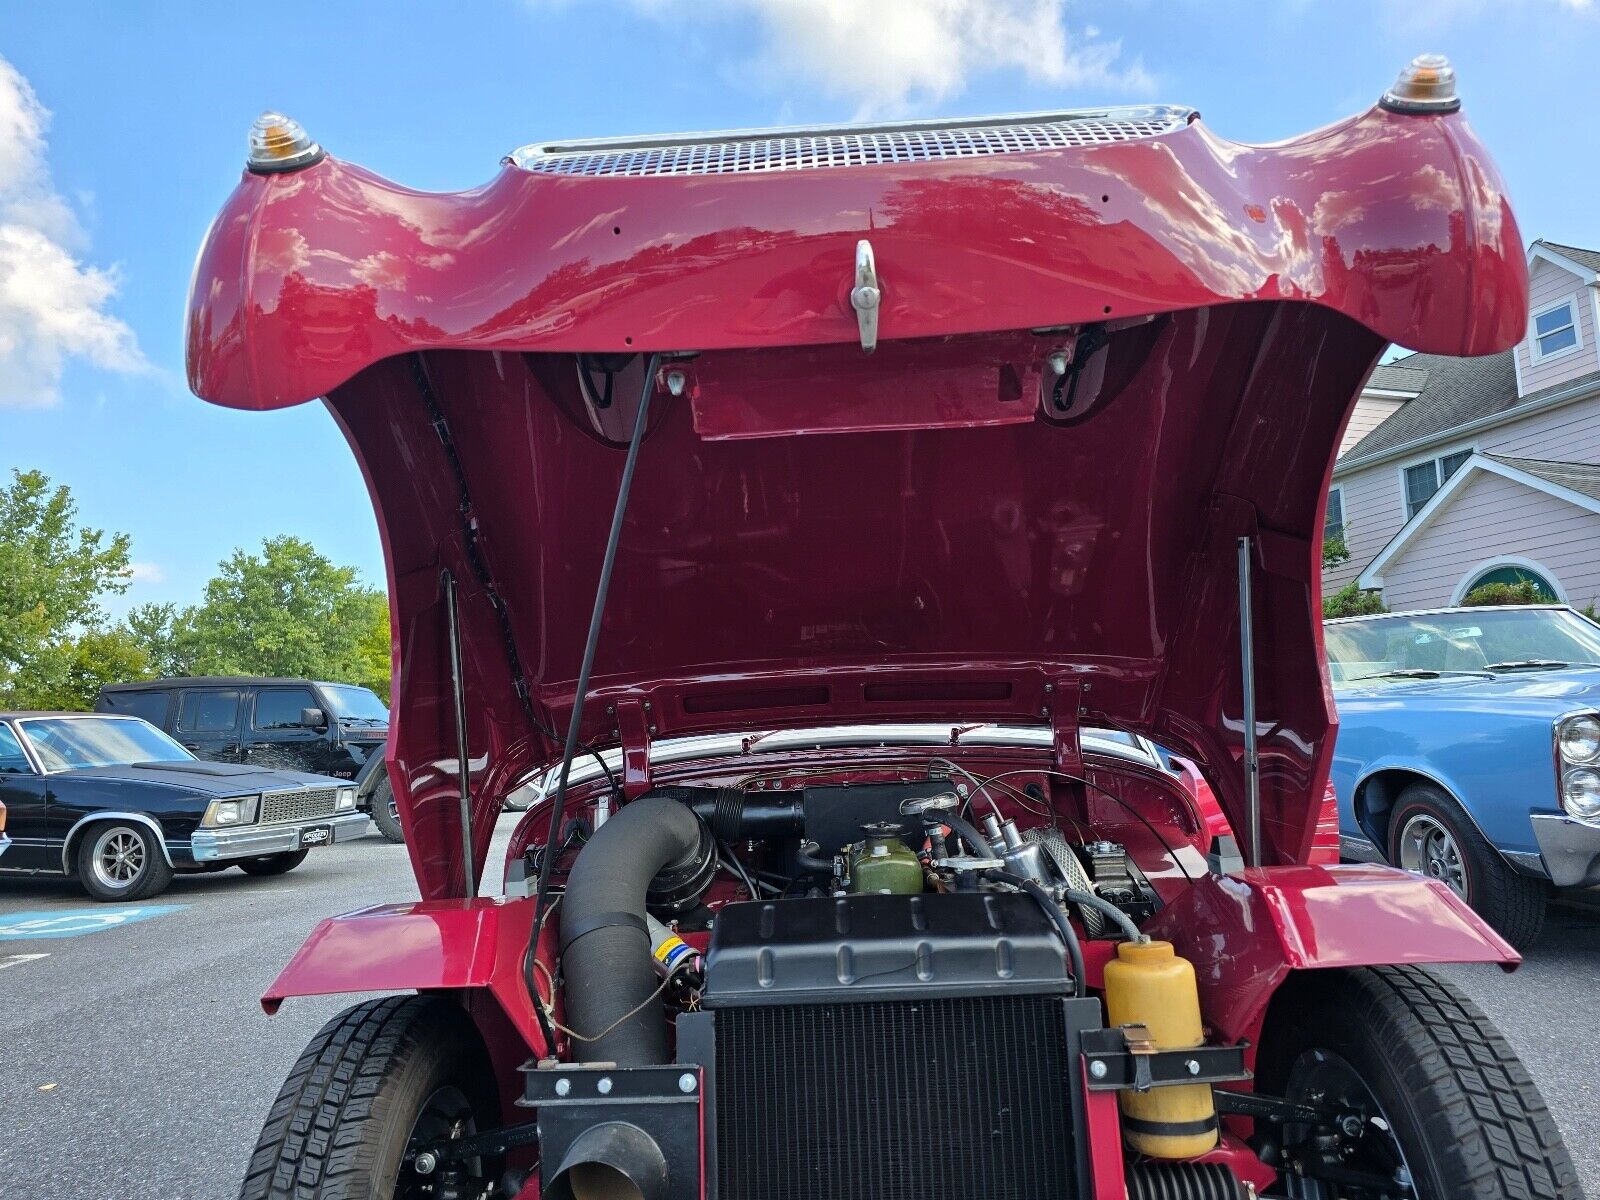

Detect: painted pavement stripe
0,905,188,940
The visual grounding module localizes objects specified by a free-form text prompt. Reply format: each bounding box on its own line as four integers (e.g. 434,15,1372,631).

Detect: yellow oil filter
1101,939,1218,1159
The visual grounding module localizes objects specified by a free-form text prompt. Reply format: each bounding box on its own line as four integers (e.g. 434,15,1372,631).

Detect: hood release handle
851,239,881,353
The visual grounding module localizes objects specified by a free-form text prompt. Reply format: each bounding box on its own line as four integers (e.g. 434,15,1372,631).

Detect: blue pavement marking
0,905,188,940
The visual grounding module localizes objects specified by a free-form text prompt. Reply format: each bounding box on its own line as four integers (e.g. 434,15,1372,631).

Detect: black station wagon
95,676,402,841
0,712,371,900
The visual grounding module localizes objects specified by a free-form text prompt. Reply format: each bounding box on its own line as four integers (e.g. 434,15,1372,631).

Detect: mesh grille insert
511,107,1193,178
714,995,1076,1200
260,787,338,825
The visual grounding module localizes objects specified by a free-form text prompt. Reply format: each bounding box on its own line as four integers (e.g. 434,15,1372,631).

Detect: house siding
1324,461,1405,592
1337,395,1407,457
1516,257,1599,394
1378,469,1600,610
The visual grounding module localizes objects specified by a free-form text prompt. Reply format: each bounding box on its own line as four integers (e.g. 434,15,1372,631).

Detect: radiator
712,994,1078,1200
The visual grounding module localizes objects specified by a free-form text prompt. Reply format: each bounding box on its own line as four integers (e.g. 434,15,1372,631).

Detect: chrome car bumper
190,812,372,862
0,832,10,860
1529,814,1600,888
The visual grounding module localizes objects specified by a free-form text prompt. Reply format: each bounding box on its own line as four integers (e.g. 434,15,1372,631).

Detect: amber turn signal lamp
248,112,325,173
1381,53,1460,113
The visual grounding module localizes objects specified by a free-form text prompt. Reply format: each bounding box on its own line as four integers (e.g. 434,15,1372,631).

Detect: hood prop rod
1238,536,1262,868
530,353,663,1042
443,569,475,899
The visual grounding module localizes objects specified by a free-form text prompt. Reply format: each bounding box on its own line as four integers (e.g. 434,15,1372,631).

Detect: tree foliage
0,469,137,708
1461,580,1549,607
0,469,390,709
125,537,391,701
1322,581,1387,619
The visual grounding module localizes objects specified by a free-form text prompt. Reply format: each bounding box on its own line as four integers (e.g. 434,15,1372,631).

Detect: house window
1459,564,1559,604
1532,299,1579,361
1402,450,1472,519
1324,488,1346,555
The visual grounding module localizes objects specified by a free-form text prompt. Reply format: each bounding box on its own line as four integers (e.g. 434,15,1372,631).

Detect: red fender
1142,864,1518,1046
262,897,552,1067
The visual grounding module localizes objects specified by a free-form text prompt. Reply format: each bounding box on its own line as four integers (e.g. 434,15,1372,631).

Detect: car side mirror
300,707,328,729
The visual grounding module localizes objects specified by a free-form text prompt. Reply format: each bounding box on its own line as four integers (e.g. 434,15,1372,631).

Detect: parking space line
0,952,49,970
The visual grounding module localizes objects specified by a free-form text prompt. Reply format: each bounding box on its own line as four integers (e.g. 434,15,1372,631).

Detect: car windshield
319,685,389,722
18,717,196,771
1325,608,1600,685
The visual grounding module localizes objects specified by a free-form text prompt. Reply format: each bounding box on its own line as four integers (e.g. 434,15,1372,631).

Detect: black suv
94,677,403,842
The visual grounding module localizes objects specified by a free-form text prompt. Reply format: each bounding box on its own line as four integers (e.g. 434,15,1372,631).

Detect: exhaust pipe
545,1122,669,1200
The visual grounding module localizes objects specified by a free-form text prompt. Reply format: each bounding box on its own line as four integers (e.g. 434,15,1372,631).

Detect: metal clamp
1081,1027,1251,1093
851,239,881,353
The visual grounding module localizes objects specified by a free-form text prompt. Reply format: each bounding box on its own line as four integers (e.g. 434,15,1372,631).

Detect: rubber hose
559,794,709,1065
1126,1162,1246,1200
1060,888,1145,942
986,868,1084,997
941,813,1001,859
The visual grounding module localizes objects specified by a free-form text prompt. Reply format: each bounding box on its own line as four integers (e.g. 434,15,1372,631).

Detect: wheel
240,995,501,1199
369,775,406,843
1386,783,1547,948
1256,966,1579,1199
76,820,175,901
237,849,310,877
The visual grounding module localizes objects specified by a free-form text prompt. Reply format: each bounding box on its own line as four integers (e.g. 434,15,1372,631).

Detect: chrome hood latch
851,239,881,353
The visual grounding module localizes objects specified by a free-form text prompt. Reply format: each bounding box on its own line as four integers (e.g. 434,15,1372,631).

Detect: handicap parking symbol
0,905,187,940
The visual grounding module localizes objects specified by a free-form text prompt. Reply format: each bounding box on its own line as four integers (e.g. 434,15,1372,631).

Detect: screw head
554,1078,571,1097
1089,1060,1109,1080
678,1072,697,1094
597,1077,613,1095
414,1151,438,1176
1185,1059,1201,1076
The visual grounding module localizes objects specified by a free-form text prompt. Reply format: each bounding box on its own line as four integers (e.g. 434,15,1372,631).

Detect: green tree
0,469,135,707
1323,581,1386,619
1461,580,1547,607
176,536,389,690
123,602,186,677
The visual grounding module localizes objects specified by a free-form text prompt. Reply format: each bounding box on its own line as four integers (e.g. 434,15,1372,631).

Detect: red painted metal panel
1080,1061,1128,1200
1143,864,1517,1046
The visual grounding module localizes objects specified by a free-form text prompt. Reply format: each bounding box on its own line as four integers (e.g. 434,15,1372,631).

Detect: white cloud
126,562,165,585
543,1,1153,117
0,56,142,408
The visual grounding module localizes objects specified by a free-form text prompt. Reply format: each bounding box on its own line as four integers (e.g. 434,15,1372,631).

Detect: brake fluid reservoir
1101,939,1217,1159
847,822,924,894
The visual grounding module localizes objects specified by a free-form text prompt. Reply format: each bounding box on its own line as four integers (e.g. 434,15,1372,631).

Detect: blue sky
1,0,1596,616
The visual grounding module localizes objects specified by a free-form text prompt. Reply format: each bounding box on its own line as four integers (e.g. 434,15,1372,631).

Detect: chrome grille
261,787,338,825
510,106,1194,178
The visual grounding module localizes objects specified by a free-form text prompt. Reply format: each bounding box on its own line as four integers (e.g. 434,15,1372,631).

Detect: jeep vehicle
95,676,403,841
188,57,1578,1200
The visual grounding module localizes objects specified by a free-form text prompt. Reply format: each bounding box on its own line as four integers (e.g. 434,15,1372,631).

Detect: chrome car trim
189,812,372,862
1338,833,1385,864
509,106,1196,178
60,811,174,874
1528,813,1600,888
1323,602,1570,627
1,717,46,775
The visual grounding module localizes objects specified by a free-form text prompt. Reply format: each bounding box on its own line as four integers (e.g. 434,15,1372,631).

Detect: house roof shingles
1539,241,1600,274
1486,453,1600,503
1366,363,1429,393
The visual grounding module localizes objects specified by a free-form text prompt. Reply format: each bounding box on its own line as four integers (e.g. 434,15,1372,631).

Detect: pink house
1326,240,1600,609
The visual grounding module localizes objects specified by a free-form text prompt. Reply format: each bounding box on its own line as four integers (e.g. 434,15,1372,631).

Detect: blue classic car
1324,603,1600,946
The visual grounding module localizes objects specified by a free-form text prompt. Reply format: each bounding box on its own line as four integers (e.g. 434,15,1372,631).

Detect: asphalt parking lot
2,820,1597,1199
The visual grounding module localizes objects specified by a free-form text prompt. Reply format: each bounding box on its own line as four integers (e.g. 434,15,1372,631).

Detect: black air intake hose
559,795,712,1065
645,784,804,841
1126,1162,1246,1200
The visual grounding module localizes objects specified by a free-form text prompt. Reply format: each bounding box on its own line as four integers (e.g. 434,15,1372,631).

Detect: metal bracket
1081,1027,1251,1093
1047,679,1084,775
851,239,881,353
614,699,652,799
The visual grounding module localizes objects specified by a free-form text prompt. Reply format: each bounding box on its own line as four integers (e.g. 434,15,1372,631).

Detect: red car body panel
187,103,1523,901
1143,863,1517,1046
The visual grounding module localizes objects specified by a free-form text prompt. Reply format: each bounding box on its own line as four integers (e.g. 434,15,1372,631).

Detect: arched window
1453,559,1563,604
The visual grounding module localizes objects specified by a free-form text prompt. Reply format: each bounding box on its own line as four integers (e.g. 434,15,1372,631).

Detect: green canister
847,821,924,895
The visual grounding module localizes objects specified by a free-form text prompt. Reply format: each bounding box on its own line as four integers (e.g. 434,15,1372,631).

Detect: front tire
1257,966,1579,1199
1386,782,1547,949
237,849,310,877
76,820,175,901
369,775,406,843
239,995,500,1200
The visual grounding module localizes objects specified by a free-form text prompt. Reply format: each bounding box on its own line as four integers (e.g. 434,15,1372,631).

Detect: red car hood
187,102,1524,898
